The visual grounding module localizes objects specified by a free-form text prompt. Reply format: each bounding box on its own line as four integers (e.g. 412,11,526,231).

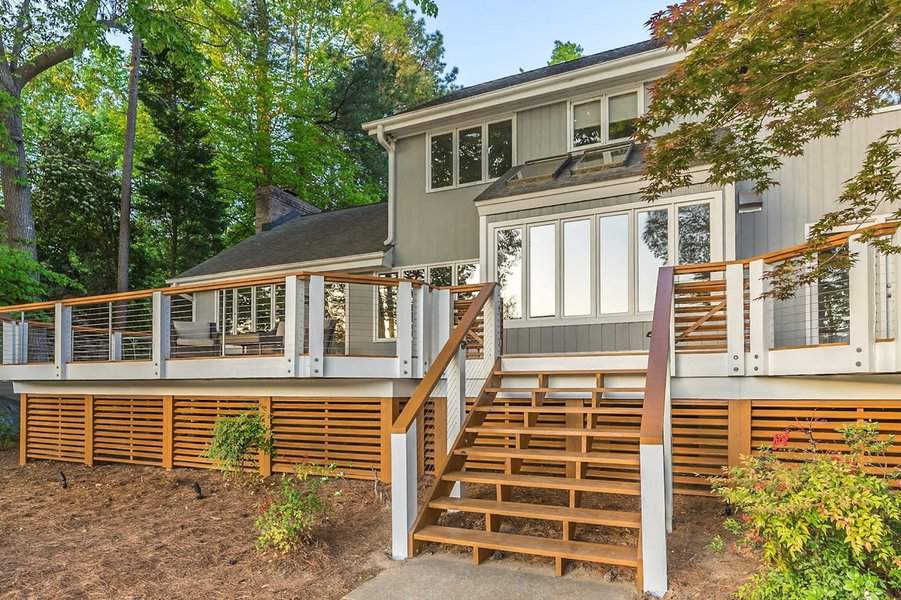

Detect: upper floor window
571,89,641,150
428,118,514,191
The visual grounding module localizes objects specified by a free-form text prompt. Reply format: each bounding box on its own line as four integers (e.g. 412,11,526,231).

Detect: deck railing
0,271,440,381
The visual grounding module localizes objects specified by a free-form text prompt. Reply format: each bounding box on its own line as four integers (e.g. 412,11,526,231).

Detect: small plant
255,464,342,552
0,417,17,450
203,411,273,473
713,422,901,600
708,534,725,554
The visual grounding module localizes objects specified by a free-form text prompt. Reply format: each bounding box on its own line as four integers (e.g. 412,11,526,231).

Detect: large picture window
490,196,721,324
428,118,514,191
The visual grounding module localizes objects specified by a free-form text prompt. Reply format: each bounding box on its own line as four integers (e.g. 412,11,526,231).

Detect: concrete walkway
344,554,637,600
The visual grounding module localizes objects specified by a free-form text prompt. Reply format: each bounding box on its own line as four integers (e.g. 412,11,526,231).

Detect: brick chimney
255,186,321,232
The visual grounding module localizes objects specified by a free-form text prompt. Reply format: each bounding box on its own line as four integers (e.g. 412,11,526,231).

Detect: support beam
391,423,418,559
640,443,668,597
54,303,71,380
727,399,752,467
18,394,27,465
725,263,746,376
162,395,173,469
748,259,769,375
848,237,874,372
283,275,305,376
151,292,170,379
308,276,325,377
259,396,272,477
84,395,94,467
397,282,413,377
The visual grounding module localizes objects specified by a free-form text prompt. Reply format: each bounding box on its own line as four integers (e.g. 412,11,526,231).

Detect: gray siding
737,108,901,257
516,102,567,163
504,322,651,355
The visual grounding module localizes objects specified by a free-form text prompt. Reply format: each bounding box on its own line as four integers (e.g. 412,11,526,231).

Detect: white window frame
373,259,481,341
488,192,724,328
426,116,517,193
567,85,644,152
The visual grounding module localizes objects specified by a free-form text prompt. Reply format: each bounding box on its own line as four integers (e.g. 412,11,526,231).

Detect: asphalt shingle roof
176,202,388,280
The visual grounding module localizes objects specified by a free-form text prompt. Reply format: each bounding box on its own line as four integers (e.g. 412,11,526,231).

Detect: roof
394,38,662,117
475,143,649,202
176,202,388,280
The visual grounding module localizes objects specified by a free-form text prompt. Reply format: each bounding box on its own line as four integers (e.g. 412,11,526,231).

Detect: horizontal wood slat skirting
20,394,901,489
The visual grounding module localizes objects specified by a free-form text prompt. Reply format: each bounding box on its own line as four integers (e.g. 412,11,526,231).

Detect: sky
423,0,671,87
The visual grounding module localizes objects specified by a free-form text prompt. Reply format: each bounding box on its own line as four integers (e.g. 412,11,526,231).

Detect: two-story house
4,39,901,596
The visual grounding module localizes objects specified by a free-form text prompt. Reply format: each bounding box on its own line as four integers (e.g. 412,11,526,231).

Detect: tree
136,48,224,282
548,40,583,65
636,1,901,298
118,32,142,291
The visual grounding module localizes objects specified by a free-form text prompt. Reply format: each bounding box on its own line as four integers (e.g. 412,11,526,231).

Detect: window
458,126,482,184
599,214,629,314
529,224,556,317
402,268,426,282
429,265,453,286
376,272,397,340
457,263,480,285
637,209,669,312
570,89,641,150
428,118,513,191
496,228,523,319
491,197,720,323
563,220,591,316
430,133,453,189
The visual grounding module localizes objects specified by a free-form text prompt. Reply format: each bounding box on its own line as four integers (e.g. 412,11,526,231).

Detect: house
3,38,901,597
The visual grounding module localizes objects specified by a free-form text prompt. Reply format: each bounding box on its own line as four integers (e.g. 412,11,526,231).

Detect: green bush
713,422,901,600
0,418,17,450
203,411,273,473
255,464,341,552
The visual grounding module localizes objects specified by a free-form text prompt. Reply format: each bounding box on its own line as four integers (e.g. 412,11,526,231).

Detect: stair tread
414,525,638,567
475,406,643,415
428,497,641,528
466,425,640,438
494,369,646,376
486,387,646,393
442,470,642,495
457,446,641,466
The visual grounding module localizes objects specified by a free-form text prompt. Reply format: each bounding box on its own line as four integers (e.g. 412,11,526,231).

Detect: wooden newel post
259,396,272,477
727,399,752,467
84,395,94,467
162,395,174,469
19,393,27,465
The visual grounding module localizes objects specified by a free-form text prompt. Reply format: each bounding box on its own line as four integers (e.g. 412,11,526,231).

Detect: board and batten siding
737,107,901,257
516,102,567,163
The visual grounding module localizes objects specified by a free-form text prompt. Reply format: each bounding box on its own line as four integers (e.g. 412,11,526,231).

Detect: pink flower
772,430,790,449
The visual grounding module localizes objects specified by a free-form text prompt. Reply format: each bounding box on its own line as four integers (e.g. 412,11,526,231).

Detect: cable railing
0,306,55,365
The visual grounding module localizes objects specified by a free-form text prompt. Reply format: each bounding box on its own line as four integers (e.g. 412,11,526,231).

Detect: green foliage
713,422,901,600
638,1,901,299
204,411,273,473
708,534,725,554
255,464,342,552
0,415,17,451
0,244,83,305
548,40,583,65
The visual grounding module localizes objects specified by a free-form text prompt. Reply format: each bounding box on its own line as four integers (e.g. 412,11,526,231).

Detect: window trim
488,192,723,328
567,86,644,152
425,115,517,193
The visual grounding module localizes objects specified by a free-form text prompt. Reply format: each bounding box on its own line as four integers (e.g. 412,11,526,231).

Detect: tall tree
118,32,142,291
548,40,583,65
136,48,224,281
637,0,901,297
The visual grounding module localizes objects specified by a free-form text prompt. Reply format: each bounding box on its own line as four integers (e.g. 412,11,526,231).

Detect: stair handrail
392,282,496,434
642,266,674,445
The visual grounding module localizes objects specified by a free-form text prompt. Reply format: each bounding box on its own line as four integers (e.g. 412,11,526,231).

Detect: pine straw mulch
0,449,393,600
1,450,757,600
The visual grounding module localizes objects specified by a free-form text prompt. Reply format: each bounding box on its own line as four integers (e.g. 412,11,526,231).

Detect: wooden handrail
641,266,674,446
392,282,496,434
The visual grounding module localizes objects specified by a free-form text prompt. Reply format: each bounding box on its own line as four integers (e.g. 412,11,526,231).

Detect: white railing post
445,341,467,499
284,275,305,377
434,289,451,361
849,237,874,372
483,286,502,365
396,282,413,377
308,275,325,376
726,263,746,376
894,229,901,371
390,421,418,559
414,285,429,377
17,316,27,364
640,442,668,596
663,361,673,534
152,291,170,379
54,303,71,379
748,259,769,375
109,331,123,361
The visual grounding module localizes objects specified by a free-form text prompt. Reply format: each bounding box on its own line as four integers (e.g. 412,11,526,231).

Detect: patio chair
171,321,218,357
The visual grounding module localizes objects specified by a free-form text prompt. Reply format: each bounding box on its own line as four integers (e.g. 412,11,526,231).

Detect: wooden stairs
410,365,649,585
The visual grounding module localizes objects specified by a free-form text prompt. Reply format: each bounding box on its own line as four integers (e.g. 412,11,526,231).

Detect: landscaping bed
0,449,755,599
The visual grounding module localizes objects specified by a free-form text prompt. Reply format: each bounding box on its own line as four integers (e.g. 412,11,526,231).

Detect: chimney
255,186,321,232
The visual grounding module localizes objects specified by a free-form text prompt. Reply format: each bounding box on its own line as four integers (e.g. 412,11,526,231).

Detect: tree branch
14,44,75,86
10,0,32,68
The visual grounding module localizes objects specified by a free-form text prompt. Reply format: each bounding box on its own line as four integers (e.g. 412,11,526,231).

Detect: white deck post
445,342,467,498
434,289,451,360
748,259,769,375
54,303,71,379
308,275,325,376
894,228,901,371
151,292,170,379
640,442,668,596
414,285,429,377
725,263,746,376
390,421,418,559
848,237,874,372
284,275,305,377
396,282,413,377
109,331,123,361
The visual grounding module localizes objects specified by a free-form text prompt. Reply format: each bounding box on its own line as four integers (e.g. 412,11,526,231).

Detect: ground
0,449,756,599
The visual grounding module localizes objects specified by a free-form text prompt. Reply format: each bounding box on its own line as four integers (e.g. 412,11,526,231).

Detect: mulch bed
1,449,756,599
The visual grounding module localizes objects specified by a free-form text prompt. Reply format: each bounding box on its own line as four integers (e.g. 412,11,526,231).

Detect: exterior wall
737,107,901,257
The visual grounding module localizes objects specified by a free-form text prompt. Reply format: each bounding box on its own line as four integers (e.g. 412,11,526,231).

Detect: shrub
255,464,341,552
0,418,17,450
203,411,273,473
713,422,901,600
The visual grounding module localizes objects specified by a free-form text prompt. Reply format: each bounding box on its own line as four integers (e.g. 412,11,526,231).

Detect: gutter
376,124,396,247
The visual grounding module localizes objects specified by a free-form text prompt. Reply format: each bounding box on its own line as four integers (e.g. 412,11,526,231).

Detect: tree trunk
118,34,142,292
254,0,273,187
1,96,36,258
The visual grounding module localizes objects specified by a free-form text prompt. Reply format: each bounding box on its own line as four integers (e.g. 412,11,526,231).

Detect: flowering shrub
203,411,273,473
713,422,901,600
255,464,342,552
